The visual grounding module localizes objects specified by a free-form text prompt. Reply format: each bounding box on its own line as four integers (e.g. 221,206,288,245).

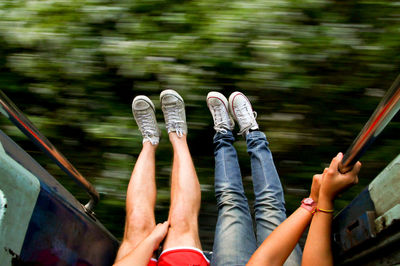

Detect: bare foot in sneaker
229,92,259,136
207,92,235,134
160,89,187,137
132,95,161,145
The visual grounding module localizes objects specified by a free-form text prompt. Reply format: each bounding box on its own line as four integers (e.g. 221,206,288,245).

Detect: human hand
320,152,361,202
148,221,169,251
309,169,325,202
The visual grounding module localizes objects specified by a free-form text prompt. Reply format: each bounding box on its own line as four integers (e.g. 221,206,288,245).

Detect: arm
247,174,323,266
114,221,169,266
247,207,312,266
302,196,334,266
302,153,361,266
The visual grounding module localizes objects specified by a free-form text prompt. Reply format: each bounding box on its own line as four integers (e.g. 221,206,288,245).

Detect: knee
125,211,155,235
254,193,285,213
216,190,247,208
169,206,198,234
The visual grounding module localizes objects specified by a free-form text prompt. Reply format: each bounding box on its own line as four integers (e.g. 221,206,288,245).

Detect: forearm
302,197,334,266
247,207,312,266
114,237,156,266
302,153,361,266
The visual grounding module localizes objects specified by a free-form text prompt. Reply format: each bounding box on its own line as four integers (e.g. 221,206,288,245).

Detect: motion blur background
1,0,399,250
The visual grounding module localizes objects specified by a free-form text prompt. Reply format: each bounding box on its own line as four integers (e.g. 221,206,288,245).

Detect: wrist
317,196,334,210
319,187,337,201
301,197,317,213
308,194,318,202
148,237,161,251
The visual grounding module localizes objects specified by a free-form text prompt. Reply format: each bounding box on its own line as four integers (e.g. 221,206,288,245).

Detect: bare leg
115,142,157,262
163,133,202,249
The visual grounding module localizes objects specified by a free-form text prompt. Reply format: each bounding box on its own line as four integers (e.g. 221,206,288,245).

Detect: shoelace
164,104,185,137
212,105,230,134
237,104,257,135
137,112,157,137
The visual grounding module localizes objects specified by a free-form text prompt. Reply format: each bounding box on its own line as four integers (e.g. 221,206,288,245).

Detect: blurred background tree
1,0,399,250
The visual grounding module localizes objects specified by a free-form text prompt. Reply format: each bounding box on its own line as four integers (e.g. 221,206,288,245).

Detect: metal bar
0,90,99,212
339,74,400,173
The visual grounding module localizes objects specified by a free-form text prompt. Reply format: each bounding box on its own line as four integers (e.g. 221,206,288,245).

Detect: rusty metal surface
375,204,400,234
334,211,377,252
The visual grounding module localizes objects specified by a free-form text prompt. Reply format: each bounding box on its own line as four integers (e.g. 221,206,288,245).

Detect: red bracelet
300,198,317,213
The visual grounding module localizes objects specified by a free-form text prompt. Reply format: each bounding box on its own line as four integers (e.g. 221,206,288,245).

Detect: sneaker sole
160,89,184,103
228,91,253,121
132,95,156,113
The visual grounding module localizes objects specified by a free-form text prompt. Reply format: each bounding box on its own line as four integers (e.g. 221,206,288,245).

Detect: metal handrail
0,90,99,212
339,74,400,173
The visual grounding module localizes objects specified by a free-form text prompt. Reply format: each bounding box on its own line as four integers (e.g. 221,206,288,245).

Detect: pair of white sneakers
207,91,258,136
132,89,187,145
132,90,259,145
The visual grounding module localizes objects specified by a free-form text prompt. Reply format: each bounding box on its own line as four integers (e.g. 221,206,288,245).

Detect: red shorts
148,247,210,266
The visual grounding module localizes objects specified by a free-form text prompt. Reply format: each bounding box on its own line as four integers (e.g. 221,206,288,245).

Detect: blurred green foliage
1,0,400,250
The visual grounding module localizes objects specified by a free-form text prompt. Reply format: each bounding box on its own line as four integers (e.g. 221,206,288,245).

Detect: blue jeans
211,130,302,266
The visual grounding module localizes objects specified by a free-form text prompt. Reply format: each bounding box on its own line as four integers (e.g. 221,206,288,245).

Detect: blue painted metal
332,187,377,255
0,130,119,265
20,189,118,265
334,211,376,252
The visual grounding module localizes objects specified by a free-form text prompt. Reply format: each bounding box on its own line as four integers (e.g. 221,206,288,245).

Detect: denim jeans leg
211,131,257,266
246,131,302,266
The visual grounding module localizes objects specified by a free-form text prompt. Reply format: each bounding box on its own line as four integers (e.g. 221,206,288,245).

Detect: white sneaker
160,89,187,137
207,92,234,134
132,95,160,145
228,91,259,136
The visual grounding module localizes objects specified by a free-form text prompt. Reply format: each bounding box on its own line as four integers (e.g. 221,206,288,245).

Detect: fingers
350,161,362,176
328,152,343,172
313,174,323,186
148,221,169,251
151,221,169,243
313,174,322,179
348,161,361,185
310,173,323,201
155,221,169,236
318,153,361,201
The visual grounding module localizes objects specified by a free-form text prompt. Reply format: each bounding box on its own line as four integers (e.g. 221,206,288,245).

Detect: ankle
169,132,187,142
143,141,158,150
